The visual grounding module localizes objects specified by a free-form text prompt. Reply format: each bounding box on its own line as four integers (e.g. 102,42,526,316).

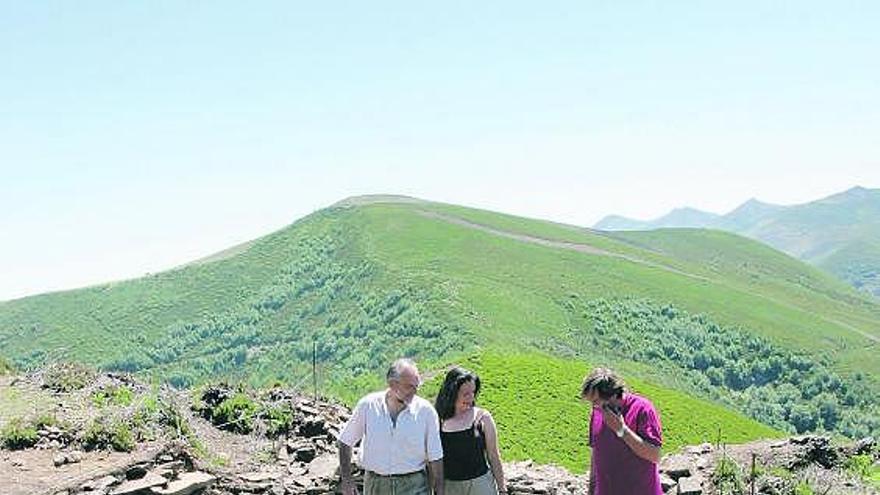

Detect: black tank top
440,419,489,481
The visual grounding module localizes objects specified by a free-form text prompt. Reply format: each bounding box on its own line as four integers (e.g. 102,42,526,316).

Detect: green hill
1,196,879,451
595,186,880,298
423,352,782,473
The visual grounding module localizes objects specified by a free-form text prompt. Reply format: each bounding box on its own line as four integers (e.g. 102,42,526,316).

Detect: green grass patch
424,351,782,473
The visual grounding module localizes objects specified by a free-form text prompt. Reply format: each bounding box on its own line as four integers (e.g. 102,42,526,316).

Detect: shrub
712,455,746,495
83,417,135,452
263,404,295,437
1,418,39,450
92,385,134,407
212,393,259,433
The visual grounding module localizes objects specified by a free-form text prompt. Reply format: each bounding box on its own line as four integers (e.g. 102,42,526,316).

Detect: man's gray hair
386,358,417,382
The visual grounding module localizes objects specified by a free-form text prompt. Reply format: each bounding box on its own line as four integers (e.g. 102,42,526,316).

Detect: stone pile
37,425,73,450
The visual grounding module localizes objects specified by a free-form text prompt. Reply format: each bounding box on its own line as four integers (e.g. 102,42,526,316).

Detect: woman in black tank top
435,367,507,495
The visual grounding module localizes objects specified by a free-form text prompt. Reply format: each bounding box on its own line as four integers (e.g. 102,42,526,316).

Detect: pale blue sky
2,1,879,301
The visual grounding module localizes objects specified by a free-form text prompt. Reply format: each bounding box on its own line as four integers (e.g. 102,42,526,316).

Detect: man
338,358,445,495
581,367,663,495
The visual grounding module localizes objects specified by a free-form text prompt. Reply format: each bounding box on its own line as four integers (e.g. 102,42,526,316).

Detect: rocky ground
1,366,877,495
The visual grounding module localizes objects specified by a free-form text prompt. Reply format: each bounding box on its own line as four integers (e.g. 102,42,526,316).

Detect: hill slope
595,186,880,297
1,196,879,441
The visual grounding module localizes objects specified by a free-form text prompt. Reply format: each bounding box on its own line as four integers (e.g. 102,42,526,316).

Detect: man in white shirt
338,358,445,495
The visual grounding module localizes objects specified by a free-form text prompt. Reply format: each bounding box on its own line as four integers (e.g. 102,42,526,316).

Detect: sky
2,1,879,301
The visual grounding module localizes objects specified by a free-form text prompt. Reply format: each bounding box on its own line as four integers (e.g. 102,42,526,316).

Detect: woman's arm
479,410,507,494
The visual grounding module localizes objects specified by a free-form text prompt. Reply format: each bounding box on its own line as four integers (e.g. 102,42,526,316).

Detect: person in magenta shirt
580,368,663,495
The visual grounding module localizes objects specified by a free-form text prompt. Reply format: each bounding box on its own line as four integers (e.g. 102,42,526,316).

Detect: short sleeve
636,402,663,447
425,406,443,462
338,397,368,447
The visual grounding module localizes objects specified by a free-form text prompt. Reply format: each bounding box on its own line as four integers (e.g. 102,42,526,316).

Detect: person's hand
602,404,624,435
340,479,359,495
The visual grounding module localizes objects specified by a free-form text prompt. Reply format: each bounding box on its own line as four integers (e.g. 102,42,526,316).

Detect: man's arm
601,409,661,464
337,398,367,495
338,441,358,495
427,459,444,495
620,426,661,464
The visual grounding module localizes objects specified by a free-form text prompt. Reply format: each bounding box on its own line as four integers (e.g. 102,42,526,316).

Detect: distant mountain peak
818,185,878,205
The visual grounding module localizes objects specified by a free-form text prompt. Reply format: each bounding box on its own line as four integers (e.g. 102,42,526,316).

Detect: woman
435,367,506,495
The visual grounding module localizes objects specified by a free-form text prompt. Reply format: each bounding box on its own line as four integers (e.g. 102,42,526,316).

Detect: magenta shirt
589,393,663,495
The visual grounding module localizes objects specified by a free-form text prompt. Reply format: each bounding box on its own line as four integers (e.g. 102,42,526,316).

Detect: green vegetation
712,455,746,495
1,417,39,449
0,356,13,375
601,186,880,299
1,197,880,465
424,352,781,473
83,416,136,452
92,385,134,407
546,297,879,438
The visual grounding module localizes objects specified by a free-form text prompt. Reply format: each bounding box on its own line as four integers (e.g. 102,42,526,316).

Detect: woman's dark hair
435,367,481,420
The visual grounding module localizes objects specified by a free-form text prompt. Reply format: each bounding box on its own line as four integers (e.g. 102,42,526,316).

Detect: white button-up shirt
338,391,443,475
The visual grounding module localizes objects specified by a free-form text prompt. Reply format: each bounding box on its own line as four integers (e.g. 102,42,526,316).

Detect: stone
150,471,216,495
80,475,119,492
661,455,692,481
659,473,677,492
306,454,339,481
295,445,317,463
676,476,702,495
298,418,327,438
241,471,282,483
111,473,168,495
126,464,149,480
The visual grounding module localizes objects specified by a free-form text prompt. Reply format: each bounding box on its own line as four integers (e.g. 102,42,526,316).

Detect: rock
126,464,150,480
298,418,327,438
295,445,317,463
676,476,702,495
241,471,282,483
150,471,216,495
111,473,168,495
80,475,119,492
54,453,67,467
306,454,339,481
661,455,692,481
659,473,676,492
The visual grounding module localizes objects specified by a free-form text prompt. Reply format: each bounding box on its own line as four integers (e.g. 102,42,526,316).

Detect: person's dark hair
435,367,481,420
580,367,626,400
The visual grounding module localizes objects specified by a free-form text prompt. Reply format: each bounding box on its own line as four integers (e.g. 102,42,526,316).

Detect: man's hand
601,404,624,435
340,479,358,495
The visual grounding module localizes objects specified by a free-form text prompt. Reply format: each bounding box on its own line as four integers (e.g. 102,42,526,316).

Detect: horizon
3,2,879,301
2,185,876,302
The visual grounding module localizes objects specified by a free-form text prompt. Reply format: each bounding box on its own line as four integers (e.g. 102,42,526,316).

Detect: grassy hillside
422,352,783,473
1,196,879,445
595,186,880,298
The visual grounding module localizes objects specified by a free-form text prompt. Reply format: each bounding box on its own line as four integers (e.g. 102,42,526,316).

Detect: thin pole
313,340,318,401
750,452,756,495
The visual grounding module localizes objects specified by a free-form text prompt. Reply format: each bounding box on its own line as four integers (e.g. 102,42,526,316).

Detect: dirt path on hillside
417,209,880,347
415,209,710,281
